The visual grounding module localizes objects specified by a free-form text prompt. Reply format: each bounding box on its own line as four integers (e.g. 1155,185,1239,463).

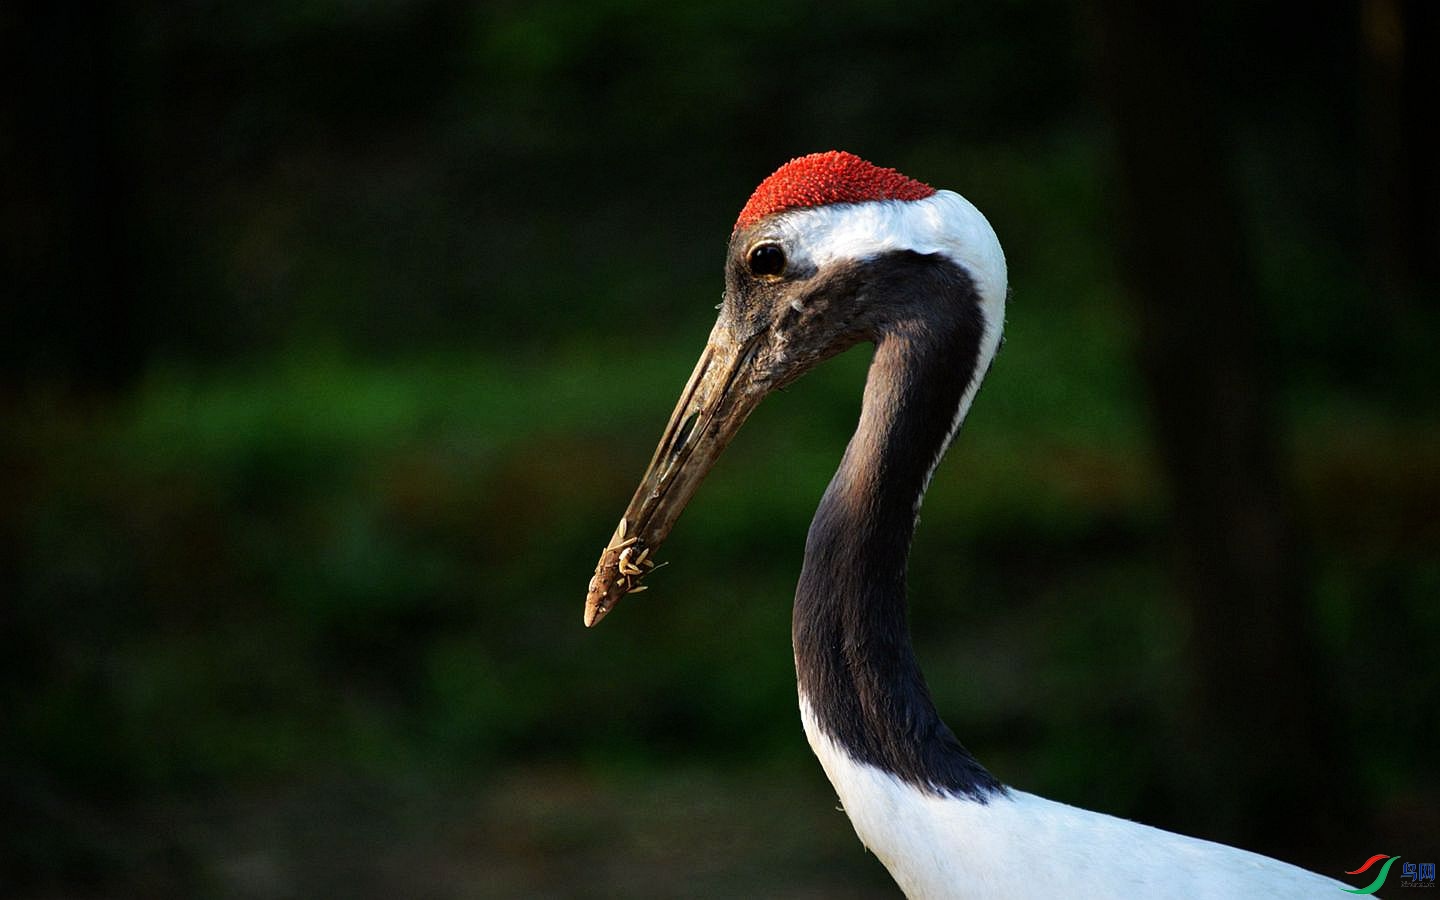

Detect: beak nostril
671,410,699,455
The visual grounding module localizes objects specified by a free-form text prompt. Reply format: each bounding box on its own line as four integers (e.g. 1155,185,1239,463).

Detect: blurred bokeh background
3,1,1437,896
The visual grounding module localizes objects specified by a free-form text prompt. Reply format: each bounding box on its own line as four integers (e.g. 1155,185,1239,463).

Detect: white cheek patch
772,190,1008,315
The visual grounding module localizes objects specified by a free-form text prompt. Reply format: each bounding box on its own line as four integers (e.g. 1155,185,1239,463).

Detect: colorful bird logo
1341,854,1400,894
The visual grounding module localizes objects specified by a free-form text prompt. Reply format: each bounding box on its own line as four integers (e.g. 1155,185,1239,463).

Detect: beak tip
584,572,613,627
583,601,605,628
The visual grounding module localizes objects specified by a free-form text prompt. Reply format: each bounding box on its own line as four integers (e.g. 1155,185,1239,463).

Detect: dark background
3,1,1437,897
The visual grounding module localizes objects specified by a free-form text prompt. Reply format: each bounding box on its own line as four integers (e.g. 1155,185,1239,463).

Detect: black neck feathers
792,252,1003,800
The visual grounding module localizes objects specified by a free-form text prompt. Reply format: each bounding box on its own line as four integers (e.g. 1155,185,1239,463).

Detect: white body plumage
801,698,1346,898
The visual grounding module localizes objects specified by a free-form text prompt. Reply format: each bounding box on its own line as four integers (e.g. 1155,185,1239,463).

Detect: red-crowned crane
582,151,1345,898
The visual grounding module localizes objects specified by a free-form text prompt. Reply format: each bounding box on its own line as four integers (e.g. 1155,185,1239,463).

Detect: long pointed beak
584,322,767,626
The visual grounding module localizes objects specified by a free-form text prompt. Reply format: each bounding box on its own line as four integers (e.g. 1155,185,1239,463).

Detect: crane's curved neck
793,289,1002,799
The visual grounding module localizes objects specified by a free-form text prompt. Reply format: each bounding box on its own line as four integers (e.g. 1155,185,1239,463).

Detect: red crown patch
734,151,936,231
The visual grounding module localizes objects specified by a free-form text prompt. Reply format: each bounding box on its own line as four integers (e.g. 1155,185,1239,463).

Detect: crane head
584,151,1006,626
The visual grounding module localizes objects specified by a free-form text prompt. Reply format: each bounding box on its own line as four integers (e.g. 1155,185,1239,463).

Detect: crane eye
747,243,786,277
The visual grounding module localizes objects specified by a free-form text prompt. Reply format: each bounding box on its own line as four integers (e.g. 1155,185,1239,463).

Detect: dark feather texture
792,251,1004,801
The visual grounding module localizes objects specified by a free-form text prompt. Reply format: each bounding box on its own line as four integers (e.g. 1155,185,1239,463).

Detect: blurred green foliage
3,0,1437,896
